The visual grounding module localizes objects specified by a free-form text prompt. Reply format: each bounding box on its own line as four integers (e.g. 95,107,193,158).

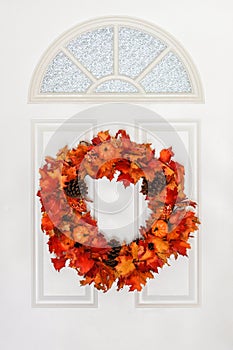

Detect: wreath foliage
38,129,200,292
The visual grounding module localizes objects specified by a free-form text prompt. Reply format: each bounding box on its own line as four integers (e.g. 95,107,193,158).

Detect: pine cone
79,140,91,146
105,259,118,268
105,240,121,268
64,177,88,198
141,177,148,195
148,242,154,250
149,171,166,196
74,242,82,248
141,172,166,197
109,239,121,248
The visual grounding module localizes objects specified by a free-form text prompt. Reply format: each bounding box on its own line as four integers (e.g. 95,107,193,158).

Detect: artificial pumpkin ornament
38,129,200,292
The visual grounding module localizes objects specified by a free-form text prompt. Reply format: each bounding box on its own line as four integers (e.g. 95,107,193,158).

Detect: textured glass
140,51,192,93
40,52,91,93
67,27,114,79
119,27,166,79
95,80,138,93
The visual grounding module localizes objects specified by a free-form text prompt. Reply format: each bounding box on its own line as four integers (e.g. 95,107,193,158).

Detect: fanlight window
29,17,203,102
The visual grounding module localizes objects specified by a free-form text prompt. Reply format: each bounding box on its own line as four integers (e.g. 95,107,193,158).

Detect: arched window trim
28,16,204,103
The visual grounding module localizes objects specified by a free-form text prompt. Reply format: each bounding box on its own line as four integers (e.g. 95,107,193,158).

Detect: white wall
1,1,233,350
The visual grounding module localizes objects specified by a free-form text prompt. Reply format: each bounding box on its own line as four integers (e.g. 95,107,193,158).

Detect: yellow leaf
140,249,154,261
162,164,174,177
116,256,135,277
56,145,68,160
99,130,110,140
130,242,139,260
152,237,169,253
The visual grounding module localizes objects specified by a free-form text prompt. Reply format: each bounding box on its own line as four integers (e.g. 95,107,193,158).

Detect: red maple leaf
80,212,97,227
115,159,131,173
92,130,111,145
115,129,130,140
73,252,95,274
117,173,134,187
51,256,67,271
171,240,191,256
165,187,178,205
48,234,74,256
41,212,54,233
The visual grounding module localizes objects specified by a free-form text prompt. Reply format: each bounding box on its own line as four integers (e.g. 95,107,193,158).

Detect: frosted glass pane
140,51,192,93
67,27,114,78
40,52,91,93
119,27,166,78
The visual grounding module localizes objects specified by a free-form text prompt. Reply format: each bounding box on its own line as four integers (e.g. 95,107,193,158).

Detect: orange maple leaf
171,240,191,257
116,256,136,276
159,147,174,164
41,212,54,233
92,130,111,145
80,262,116,292
96,159,116,181
124,270,154,291
129,162,144,183
130,241,139,260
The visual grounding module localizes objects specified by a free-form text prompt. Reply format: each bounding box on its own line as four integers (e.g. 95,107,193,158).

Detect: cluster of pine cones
141,171,166,197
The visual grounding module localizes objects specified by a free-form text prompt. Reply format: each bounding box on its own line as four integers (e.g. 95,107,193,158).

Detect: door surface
1,1,233,350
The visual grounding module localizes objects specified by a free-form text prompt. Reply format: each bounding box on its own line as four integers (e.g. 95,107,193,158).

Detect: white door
1,2,233,350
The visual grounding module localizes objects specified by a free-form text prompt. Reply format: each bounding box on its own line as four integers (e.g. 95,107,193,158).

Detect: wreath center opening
85,173,150,244
92,174,120,204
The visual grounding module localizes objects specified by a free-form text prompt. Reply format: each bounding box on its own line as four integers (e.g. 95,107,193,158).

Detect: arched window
29,17,204,102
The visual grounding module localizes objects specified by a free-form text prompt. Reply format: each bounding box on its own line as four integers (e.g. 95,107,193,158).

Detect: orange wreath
38,129,200,292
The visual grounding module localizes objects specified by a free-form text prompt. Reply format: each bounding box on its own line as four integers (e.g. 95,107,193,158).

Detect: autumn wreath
38,129,200,292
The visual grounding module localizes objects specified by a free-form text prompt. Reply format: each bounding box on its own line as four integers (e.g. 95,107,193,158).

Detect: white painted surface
1,1,233,350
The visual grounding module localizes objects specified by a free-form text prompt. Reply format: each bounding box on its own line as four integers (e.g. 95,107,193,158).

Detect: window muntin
29,17,203,102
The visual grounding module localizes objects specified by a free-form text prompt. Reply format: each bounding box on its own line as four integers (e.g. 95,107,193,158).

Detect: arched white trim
88,76,144,93
28,16,204,103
